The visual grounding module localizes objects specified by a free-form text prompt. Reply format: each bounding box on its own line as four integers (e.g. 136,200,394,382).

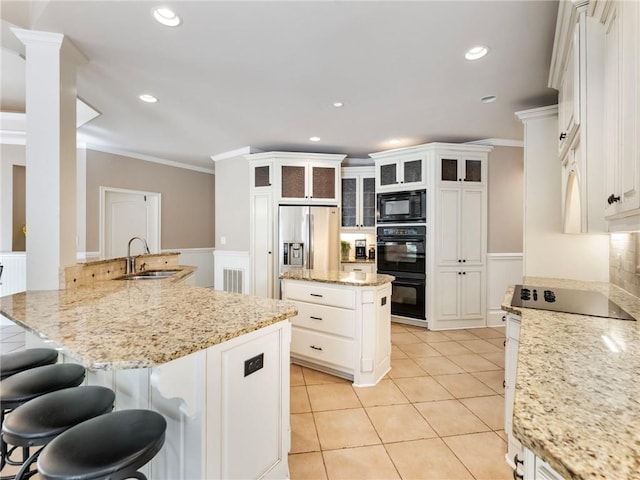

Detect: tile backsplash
609,233,640,298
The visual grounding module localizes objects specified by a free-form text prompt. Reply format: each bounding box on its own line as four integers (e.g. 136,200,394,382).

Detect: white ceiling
1,1,559,170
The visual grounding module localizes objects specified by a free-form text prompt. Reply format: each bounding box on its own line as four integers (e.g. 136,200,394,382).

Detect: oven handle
377,237,425,243
392,279,425,287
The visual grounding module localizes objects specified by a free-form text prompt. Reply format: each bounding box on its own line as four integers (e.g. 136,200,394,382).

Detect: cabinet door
463,159,483,183
436,188,461,266
505,315,524,469
310,165,337,200
401,158,423,186
253,164,271,188
460,268,484,319
460,189,485,265
435,269,461,321
361,177,376,227
281,165,307,199
251,193,273,298
378,159,399,188
440,157,461,182
558,22,580,153
341,177,358,227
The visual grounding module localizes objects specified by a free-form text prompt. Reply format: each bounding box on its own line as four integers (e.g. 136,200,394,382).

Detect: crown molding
515,105,559,122
465,138,524,148
85,144,215,174
210,146,263,162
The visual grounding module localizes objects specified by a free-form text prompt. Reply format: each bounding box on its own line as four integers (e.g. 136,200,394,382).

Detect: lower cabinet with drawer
282,278,392,387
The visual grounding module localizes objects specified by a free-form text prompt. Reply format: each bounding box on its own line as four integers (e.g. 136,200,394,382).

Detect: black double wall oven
377,225,426,321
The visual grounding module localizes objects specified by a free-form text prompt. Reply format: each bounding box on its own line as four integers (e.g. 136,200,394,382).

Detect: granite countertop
502,277,640,480
340,259,376,264
0,280,297,371
281,269,394,287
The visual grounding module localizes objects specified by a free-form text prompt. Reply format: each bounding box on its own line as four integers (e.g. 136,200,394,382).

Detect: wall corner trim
210,147,264,162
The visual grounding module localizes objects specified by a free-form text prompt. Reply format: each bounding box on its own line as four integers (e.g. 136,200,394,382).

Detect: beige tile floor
289,322,512,480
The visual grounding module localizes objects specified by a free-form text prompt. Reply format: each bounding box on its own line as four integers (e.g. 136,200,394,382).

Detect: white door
102,188,160,259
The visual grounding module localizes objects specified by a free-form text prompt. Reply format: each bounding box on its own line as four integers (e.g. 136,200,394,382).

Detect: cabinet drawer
285,282,355,309
291,328,353,370
342,263,375,273
291,302,355,338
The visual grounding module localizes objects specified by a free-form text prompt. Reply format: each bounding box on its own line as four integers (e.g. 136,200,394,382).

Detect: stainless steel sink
115,270,180,280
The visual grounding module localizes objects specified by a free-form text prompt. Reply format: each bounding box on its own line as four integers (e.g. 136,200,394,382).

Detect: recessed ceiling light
139,94,158,103
333,102,344,108
153,7,182,27
480,95,497,103
465,45,489,60
309,136,321,142
388,139,401,145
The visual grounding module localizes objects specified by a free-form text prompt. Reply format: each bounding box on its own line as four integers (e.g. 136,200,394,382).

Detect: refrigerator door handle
308,213,314,269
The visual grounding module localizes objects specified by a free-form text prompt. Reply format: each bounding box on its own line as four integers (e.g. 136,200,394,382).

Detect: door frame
99,186,162,259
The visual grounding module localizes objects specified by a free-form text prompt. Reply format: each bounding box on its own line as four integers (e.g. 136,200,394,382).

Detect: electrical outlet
220,236,226,245
244,353,264,377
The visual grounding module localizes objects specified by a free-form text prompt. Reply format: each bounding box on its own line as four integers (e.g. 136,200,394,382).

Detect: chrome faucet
126,237,150,274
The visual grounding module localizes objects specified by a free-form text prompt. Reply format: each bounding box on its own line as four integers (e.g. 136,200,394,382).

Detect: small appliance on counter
368,246,375,260
355,239,367,260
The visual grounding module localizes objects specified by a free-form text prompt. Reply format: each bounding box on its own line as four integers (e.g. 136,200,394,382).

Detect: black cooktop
511,285,636,321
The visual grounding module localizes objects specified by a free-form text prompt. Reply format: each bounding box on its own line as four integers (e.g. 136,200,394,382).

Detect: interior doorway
100,187,161,259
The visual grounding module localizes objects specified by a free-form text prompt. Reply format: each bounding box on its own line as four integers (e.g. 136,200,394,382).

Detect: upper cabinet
549,1,607,233
600,0,640,230
341,167,375,231
438,155,485,186
371,153,426,192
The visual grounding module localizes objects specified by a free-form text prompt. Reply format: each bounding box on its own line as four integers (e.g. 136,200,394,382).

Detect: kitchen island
281,269,394,387
0,276,298,480
502,277,640,480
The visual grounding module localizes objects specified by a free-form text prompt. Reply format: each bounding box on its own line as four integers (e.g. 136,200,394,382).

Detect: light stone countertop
0,279,297,371
502,277,640,480
281,269,394,286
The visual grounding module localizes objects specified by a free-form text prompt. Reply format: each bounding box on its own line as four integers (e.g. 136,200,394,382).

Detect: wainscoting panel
166,248,215,287
487,253,523,326
0,252,26,297
213,250,250,294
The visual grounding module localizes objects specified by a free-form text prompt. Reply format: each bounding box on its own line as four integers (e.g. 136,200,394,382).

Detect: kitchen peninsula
281,269,394,387
502,278,640,480
0,271,298,480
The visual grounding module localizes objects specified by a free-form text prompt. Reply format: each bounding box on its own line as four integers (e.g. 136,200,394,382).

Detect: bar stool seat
2,386,115,480
37,409,166,480
0,364,85,472
0,349,59,381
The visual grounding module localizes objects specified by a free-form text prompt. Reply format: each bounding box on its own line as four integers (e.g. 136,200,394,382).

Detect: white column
11,29,86,290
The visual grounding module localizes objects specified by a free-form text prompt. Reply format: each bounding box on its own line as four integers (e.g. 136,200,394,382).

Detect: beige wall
1,144,26,251
12,165,25,251
214,156,250,251
86,150,215,252
487,146,524,253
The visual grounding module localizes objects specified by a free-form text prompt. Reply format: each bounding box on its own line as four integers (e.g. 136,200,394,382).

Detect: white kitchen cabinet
523,447,565,480
371,153,426,192
557,19,580,155
278,160,341,204
435,267,485,325
282,278,391,386
341,167,376,230
436,187,485,267
549,2,607,233
601,0,640,230
249,159,275,298
504,312,524,474
341,262,375,273
437,154,485,186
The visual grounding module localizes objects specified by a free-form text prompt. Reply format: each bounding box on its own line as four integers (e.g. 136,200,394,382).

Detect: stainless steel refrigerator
278,205,341,279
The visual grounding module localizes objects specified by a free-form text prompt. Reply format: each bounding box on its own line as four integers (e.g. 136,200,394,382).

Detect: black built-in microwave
377,189,426,223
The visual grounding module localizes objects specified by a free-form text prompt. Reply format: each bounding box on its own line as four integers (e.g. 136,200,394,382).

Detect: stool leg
13,447,41,480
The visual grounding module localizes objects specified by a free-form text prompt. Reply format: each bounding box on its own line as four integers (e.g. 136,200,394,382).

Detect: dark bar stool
0,363,85,472
2,386,115,480
0,349,59,381
37,409,166,480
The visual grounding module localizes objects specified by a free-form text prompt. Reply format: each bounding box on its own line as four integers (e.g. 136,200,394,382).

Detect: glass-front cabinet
375,156,426,192
279,161,341,203
341,167,375,230
438,155,484,185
